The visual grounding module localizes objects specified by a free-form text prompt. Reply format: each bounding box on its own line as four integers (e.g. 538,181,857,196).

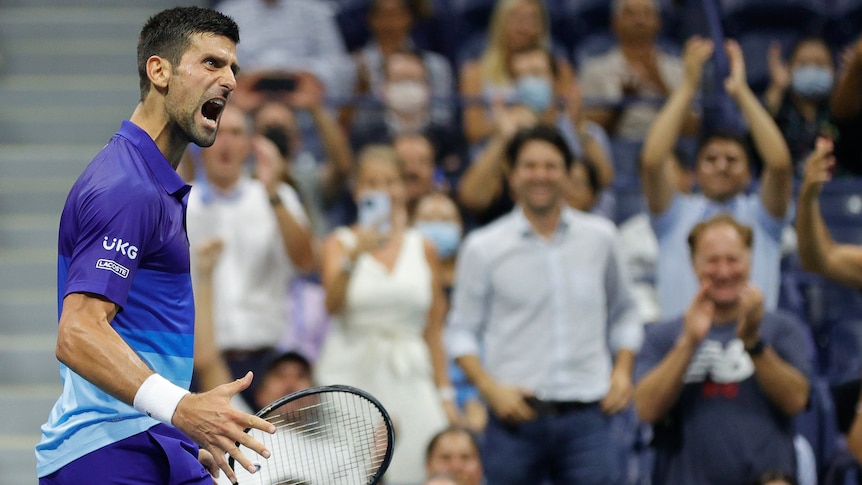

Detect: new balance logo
96,259,130,278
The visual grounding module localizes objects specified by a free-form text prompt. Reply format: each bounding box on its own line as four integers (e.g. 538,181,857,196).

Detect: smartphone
253,75,298,92
357,191,392,235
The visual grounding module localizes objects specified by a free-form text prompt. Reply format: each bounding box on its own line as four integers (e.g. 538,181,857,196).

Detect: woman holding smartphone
316,145,453,484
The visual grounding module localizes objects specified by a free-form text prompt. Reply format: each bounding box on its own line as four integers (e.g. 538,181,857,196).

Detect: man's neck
524,204,562,239
129,100,186,169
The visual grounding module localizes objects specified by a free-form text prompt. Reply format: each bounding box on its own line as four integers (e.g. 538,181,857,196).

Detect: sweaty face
695,139,751,202
164,32,238,148
508,139,567,215
425,432,483,485
691,223,751,309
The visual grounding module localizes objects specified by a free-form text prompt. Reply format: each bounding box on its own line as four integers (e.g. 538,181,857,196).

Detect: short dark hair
425,426,480,463
505,124,574,170
687,213,754,256
137,6,239,100
509,44,560,79
696,129,750,162
264,351,312,380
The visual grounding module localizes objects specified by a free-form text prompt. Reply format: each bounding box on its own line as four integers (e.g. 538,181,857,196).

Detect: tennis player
36,7,275,484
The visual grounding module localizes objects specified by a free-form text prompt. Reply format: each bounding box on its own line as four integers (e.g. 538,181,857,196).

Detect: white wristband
133,374,190,426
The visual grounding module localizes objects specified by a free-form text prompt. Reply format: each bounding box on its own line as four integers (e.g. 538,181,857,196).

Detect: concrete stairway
0,2,201,483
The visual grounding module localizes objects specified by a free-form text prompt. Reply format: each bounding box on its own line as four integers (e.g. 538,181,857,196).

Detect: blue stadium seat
795,376,842,480
613,183,647,225
555,0,613,54
610,138,644,184
818,179,862,228
719,0,827,37
826,0,862,51
334,0,372,52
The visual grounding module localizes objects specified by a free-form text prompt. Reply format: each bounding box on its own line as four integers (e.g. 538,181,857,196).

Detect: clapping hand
736,283,764,347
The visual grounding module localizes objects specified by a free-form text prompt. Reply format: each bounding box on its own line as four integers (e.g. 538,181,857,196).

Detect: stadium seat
825,0,862,51
555,0,613,54
610,138,644,185
719,0,827,37
612,183,647,225
818,179,862,228
735,29,800,95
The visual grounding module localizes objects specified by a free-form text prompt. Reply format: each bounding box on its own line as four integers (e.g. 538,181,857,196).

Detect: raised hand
196,238,223,277
736,283,764,347
682,282,715,347
800,137,836,197
287,72,325,111
252,135,286,195
681,36,715,91
724,39,749,98
767,41,790,91
172,372,276,483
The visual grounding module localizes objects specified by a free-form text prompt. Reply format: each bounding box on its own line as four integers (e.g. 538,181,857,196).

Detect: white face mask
384,80,430,114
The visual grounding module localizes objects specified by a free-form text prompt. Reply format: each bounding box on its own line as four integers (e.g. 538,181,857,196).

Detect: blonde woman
458,0,575,144
316,145,453,484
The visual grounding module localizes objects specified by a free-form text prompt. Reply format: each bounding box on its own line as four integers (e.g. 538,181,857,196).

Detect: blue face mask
415,221,462,259
791,65,834,99
515,75,553,113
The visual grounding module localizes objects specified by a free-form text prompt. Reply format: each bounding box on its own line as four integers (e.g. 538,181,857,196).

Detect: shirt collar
116,120,191,200
512,204,576,239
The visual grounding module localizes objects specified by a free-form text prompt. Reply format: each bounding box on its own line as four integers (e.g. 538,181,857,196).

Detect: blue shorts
39,424,211,485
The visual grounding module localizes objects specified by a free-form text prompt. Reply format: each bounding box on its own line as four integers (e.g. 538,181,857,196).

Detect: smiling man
446,124,642,484
36,7,277,485
634,214,811,485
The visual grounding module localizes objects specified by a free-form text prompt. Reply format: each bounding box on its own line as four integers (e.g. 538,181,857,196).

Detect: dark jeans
483,403,621,485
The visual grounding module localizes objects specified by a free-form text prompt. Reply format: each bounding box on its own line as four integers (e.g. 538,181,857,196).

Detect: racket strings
245,391,391,484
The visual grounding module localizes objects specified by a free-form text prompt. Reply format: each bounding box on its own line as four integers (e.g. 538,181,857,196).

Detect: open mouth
201,98,226,125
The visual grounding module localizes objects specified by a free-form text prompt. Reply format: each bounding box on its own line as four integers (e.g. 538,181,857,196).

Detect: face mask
515,75,553,113
384,81,430,114
415,221,462,259
791,65,834,99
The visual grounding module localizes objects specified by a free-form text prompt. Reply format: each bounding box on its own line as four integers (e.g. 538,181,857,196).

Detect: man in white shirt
446,124,643,484
187,103,315,404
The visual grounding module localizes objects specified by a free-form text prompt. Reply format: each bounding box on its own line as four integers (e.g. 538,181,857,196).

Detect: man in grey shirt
446,124,643,484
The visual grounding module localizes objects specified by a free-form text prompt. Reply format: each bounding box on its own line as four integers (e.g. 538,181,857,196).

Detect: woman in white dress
316,145,453,484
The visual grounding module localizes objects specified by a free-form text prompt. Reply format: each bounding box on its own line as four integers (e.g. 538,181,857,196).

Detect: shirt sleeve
278,183,310,228
445,234,491,359
605,228,645,353
63,183,159,309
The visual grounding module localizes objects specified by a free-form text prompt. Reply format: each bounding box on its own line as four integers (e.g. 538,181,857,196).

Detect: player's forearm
634,337,696,423
56,293,155,405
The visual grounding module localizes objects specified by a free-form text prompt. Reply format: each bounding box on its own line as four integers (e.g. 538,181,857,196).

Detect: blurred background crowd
6,0,862,483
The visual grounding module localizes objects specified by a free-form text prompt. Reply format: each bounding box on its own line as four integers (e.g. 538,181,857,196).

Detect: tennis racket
229,384,394,485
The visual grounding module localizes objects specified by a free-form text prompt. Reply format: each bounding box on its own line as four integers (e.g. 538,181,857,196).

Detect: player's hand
198,449,219,480
601,367,633,415
736,283,764,347
682,282,715,347
482,382,536,424
800,137,835,198
172,372,276,484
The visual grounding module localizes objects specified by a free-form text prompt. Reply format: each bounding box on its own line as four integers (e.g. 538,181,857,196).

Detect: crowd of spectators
188,0,862,483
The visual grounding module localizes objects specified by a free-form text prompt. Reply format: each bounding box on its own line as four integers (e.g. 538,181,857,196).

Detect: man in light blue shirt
641,37,793,320
446,125,643,484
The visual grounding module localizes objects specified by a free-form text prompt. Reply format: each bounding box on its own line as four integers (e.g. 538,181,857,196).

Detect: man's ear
146,55,171,91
